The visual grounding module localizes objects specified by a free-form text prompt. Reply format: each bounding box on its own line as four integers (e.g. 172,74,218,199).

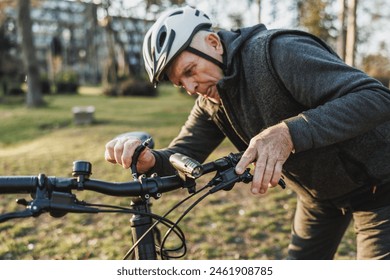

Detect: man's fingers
270,160,283,188
104,139,117,163
251,158,266,194
121,140,141,169
235,149,255,174
104,137,141,169
105,150,117,164
114,141,125,166
259,158,277,193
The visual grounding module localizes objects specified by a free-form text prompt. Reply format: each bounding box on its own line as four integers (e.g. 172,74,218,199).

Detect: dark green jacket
151,24,390,200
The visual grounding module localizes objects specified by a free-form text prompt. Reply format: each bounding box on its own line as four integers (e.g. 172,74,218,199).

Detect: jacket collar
217,24,267,92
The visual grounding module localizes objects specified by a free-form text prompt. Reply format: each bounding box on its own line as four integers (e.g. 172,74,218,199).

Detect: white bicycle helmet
143,6,213,87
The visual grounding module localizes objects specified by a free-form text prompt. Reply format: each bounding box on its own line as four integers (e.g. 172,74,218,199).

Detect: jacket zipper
220,97,249,147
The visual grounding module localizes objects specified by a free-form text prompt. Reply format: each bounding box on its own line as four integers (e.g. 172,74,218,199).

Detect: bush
4,80,25,96
7,87,25,96
103,78,157,97
119,79,157,97
40,74,52,94
55,71,79,94
102,84,118,96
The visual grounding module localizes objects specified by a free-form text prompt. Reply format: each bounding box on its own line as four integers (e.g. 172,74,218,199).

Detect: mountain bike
0,132,285,260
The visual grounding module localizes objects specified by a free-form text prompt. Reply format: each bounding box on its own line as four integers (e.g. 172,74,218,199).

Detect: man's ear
206,33,223,54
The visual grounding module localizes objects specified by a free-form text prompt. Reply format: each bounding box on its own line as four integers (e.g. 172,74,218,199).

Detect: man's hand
104,136,156,173
235,122,294,195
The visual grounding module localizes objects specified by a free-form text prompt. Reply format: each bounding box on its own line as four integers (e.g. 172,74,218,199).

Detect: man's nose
182,80,197,95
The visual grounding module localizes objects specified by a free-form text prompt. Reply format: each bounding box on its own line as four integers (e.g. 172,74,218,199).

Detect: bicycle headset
142,5,225,87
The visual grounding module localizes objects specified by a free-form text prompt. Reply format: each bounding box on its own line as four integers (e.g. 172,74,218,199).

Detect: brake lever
0,190,100,223
131,137,153,181
46,191,99,217
208,167,253,193
207,167,286,194
0,210,34,223
228,152,286,188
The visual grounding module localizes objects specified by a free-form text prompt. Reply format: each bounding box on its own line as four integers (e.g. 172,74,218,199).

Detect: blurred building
0,0,153,85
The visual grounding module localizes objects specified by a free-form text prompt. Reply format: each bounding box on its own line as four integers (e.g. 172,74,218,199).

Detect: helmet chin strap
186,46,225,70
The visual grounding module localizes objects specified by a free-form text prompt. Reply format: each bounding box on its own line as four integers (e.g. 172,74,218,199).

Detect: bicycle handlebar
0,170,187,223
0,175,183,197
0,151,284,223
0,151,246,197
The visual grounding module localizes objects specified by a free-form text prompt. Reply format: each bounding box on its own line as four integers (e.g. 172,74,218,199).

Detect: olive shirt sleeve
269,34,390,153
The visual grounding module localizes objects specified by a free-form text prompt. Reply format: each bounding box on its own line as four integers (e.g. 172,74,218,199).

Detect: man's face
166,48,224,104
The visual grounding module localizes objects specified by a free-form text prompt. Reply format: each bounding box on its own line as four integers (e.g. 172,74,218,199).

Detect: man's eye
184,67,194,77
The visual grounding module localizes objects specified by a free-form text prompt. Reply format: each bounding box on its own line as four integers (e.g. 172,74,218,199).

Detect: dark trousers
287,183,390,259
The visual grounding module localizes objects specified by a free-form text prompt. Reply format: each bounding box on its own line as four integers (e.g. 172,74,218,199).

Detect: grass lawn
0,86,356,259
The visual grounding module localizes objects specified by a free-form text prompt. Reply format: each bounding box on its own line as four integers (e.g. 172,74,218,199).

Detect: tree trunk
18,0,44,107
257,0,262,23
345,0,358,66
101,2,118,94
337,0,347,60
103,19,118,91
88,3,100,84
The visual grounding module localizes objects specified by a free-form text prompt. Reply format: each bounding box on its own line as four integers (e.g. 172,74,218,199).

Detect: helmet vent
156,26,167,52
169,10,183,17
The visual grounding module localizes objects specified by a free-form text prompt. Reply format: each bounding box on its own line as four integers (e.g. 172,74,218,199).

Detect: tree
337,0,347,60
98,0,188,92
345,0,357,66
100,0,119,93
17,0,44,107
145,0,186,16
229,12,244,28
84,3,100,84
247,0,262,23
296,0,336,44
361,42,390,86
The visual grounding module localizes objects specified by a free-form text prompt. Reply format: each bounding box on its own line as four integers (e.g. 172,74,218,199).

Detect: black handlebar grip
0,176,38,194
